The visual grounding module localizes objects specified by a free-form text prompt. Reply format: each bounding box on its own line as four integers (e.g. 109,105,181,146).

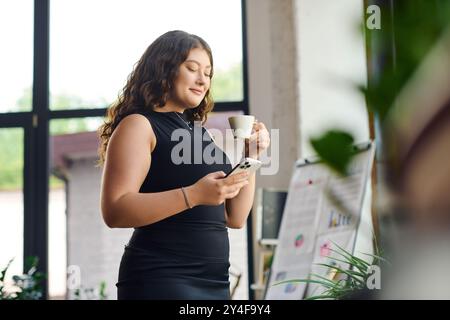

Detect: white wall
296,0,369,157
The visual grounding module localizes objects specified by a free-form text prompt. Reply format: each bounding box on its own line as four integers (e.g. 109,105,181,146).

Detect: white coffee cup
228,115,255,139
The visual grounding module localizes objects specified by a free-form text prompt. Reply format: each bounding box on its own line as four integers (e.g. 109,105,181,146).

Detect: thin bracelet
181,187,192,209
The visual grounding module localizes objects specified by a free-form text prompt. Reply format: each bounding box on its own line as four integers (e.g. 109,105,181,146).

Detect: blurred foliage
1,257,108,300
362,0,450,121
211,63,243,102
311,0,450,174
50,118,90,136
0,256,45,300
0,128,24,190
50,93,109,111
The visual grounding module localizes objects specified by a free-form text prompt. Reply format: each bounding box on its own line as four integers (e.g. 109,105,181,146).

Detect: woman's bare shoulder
115,113,156,151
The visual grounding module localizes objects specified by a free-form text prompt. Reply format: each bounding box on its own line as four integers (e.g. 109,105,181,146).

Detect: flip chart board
264,142,375,299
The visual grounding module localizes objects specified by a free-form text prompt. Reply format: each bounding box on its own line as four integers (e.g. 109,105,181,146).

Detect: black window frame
0,0,253,299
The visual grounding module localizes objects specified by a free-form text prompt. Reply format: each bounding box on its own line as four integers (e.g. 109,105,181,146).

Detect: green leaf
329,241,372,267
275,278,336,289
315,263,365,285
99,281,108,300
327,248,370,272
310,130,355,175
318,255,367,274
310,273,341,286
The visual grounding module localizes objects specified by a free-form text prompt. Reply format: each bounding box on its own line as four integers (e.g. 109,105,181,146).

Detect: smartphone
225,157,262,178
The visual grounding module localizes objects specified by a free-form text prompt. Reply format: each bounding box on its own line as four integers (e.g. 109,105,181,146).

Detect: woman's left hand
245,120,270,159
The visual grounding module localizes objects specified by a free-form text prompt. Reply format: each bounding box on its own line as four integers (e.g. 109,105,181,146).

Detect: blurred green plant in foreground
1,257,108,300
0,256,45,300
311,0,450,175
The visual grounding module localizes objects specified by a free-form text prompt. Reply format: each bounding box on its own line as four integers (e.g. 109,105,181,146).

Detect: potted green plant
274,240,387,300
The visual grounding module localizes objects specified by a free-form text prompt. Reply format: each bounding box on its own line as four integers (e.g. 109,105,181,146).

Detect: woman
98,30,270,300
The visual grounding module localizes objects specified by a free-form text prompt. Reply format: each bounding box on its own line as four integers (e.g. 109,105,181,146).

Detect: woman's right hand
187,171,249,206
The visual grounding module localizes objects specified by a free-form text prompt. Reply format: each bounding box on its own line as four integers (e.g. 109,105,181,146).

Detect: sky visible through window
0,0,34,112
0,0,243,113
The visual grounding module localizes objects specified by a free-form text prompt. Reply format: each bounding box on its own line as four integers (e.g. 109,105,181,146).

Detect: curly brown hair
97,30,215,166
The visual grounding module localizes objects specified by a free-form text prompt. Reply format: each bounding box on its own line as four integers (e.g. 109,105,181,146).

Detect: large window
50,0,244,110
0,0,248,299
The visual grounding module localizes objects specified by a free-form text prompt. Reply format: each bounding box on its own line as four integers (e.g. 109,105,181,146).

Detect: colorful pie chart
295,234,304,248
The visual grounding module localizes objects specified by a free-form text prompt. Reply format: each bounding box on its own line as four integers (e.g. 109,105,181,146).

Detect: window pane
49,117,105,299
50,0,243,110
0,1,34,113
50,117,104,136
50,117,132,299
48,173,66,299
0,128,24,294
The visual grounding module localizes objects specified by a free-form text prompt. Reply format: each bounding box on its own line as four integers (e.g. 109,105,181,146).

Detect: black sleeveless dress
116,109,233,300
